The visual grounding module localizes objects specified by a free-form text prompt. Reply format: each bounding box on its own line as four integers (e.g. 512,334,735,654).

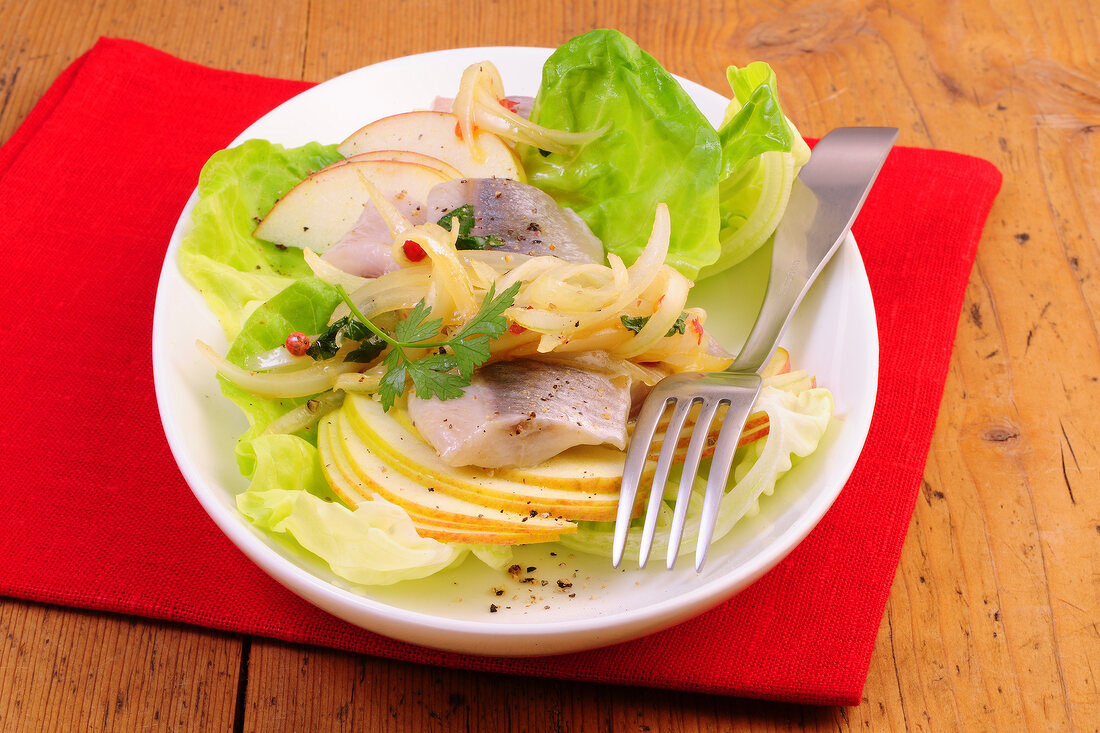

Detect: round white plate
152,47,877,656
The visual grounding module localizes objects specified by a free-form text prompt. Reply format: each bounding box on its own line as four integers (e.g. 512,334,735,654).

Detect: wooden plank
242,639,862,732
0,0,311,144
0,598,241,732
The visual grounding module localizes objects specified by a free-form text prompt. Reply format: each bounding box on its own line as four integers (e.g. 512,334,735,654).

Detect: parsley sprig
335,281,522,411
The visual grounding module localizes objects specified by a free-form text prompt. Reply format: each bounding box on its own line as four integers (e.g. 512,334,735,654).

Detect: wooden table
2,1,1096,730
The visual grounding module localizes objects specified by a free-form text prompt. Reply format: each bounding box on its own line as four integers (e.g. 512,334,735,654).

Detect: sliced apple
765,369,815,393
322,411,573,538
322,412,572,543
338,111,524,181
337,150,465,180
760,346,792,378
342,395,622,521
253,159,448,252
320,419,557,544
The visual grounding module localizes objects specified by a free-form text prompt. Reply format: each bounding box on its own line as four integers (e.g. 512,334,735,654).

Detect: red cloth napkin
0,38,1001,706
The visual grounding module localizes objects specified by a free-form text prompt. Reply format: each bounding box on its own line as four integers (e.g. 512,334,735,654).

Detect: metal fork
613,126,898,571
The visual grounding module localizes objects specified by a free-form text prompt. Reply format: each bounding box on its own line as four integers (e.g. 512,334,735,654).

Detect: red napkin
0,38,1001,706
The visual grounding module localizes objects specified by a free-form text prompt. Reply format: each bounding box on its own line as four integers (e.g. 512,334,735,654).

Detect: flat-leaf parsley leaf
336,281,522,411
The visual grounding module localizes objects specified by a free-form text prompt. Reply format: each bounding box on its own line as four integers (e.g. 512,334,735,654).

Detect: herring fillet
407,359,631,468
425,178,605,263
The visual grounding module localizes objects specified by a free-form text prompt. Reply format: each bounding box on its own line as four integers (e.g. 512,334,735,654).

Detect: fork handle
729,127,897,373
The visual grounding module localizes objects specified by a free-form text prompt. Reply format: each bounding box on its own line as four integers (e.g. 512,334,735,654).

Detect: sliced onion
198,341,360,398
615,269,691,358
263,391,345,435
458,249,530,273
407,222,477,320
452,60,607,158
506,204,670,337
333,365,386,393
330,265,432,321
470,87,608,154
354,169,412,240
240,344,314,371
303,247,370,291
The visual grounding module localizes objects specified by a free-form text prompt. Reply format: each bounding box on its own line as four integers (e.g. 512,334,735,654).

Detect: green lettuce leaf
220,277,342,475
521,29,722,279
521,32,810,282
718,63,796,177
179,139,343,340
558,386,833,559
237,434,465,585
699,64,812,278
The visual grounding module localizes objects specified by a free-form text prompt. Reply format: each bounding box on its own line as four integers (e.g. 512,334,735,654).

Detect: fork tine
612,392,669,568
694,389,759,570
636,396,695,567
665,397,722,568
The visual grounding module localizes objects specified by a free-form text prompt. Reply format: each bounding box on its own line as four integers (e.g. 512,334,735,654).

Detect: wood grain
0,598,241,732
1,0,1097,730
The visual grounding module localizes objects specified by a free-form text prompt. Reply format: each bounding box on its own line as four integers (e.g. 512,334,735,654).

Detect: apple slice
337,150,465,180
319,419,558,544
253,159,448,252
322,411,572,542
765,369,815,393
342,395,622,521
651,411,771,466
760,346,792,378
322,411,573,537
338,111,524,181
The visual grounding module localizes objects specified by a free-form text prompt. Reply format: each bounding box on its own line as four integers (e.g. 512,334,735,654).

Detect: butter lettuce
221,277,342,475
179,141,345,474
522,29,722,279
179,139,342,339
522,30,807,281
238,435,466,585
702,64,812,278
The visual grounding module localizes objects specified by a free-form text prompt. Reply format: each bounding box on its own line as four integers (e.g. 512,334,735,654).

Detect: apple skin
338,110,524,181
343,395,622,522
319,412,572,543
336,150,465,180
253,159,448,252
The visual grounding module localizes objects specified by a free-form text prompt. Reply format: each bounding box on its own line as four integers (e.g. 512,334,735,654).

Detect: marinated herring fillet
426,178,604,263
407,359,631,468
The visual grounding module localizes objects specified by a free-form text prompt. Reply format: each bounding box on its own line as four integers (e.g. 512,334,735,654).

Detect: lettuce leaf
237,434,466,585
558,386,833,559
521,31,810,281
699,65,812,278
718,63,798,176
179,139,343,340
521,29,722,280
218,276,342,475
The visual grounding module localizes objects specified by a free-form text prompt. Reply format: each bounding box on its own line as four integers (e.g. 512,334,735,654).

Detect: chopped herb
336,281,521,411
305,316,385,361
620,312,689,337
436,204,506,250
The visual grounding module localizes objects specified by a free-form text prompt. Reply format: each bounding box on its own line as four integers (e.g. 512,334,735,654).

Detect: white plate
152,47,877,656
